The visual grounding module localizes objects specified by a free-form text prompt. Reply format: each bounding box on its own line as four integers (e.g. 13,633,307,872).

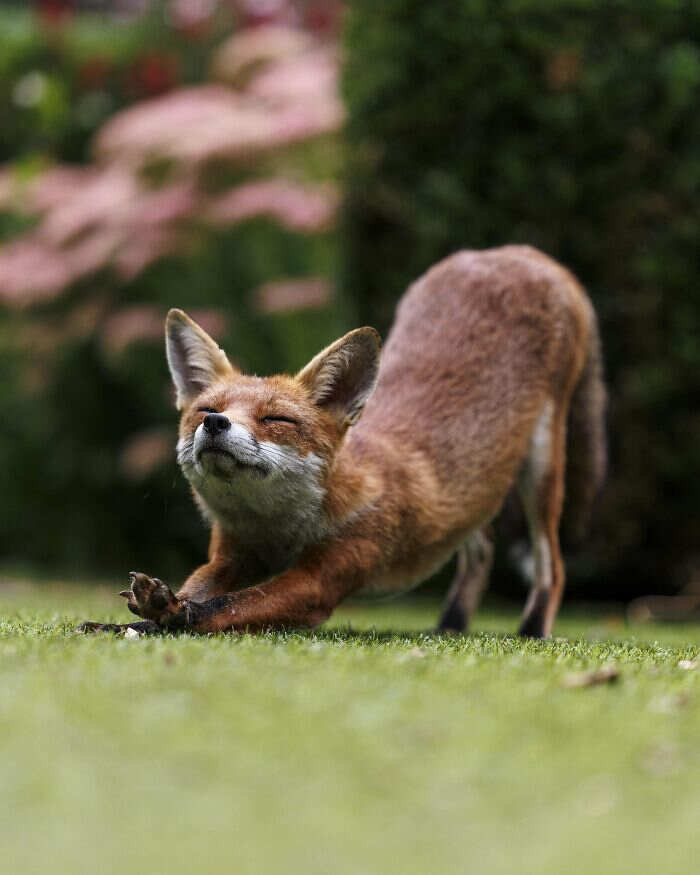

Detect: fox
82,245,606,638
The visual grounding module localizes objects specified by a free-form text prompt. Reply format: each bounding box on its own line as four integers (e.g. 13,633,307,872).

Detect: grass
2,581,700,874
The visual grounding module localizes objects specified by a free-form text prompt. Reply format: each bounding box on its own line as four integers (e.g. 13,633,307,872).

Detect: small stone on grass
562,665,620,688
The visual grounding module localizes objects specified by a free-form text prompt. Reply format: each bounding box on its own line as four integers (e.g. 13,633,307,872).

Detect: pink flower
101,305,227,357
169,0,218,38
100,306,166,357
95,84,343,171
206,179,338,232
211,25,311,86
254,276,331,313
246,46,339,105
120,428,174,480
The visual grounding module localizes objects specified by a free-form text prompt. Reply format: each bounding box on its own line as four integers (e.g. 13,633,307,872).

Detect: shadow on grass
75,618,533,649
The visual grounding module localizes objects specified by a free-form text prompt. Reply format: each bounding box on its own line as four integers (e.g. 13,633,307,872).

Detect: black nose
203,413,231,435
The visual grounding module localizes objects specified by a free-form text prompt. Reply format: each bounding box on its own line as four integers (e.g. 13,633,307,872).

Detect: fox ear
297,327,381,426
165,309,236,409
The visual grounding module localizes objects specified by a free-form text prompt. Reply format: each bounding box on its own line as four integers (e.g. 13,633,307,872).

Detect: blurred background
0,0,698,607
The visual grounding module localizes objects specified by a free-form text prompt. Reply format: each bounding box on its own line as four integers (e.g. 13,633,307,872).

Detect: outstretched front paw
120,572,181,624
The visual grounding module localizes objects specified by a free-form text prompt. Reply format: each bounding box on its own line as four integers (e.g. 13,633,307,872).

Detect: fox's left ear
297,327,381,426
165,309,237,409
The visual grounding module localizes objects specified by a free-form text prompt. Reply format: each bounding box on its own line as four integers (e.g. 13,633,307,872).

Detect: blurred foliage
0,3,348,581
343,0,700,598
0,220,345,580
0,2,234,163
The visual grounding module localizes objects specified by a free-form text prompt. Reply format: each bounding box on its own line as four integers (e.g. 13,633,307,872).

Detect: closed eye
197,406,217,414
261,415,299,425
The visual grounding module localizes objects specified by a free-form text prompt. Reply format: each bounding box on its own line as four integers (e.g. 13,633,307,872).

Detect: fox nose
203,413,231,435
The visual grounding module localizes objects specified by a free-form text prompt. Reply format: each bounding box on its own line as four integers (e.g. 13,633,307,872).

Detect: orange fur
117,245,606,638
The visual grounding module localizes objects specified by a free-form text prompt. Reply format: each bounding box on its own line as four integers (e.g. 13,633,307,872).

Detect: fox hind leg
437,529,494,634
516,400,567,638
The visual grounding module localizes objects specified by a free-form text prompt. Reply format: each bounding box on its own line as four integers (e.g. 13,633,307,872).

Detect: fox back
356,246,595,531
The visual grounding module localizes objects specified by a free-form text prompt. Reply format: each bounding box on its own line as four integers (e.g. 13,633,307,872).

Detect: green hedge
342,1,700,597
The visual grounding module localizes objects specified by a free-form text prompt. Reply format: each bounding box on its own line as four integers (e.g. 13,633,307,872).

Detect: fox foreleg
120,568,340,634
121,539,371,633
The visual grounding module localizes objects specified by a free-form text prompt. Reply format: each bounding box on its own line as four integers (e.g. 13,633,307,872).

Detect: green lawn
2,581,700,875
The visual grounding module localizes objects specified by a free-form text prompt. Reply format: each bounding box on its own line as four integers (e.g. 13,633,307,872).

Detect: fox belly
353,531,473,599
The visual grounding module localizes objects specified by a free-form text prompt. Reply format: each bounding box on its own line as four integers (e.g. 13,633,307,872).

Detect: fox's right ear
165,309,237,409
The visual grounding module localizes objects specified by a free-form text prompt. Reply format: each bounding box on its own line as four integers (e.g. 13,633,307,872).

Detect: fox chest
217,510,329,581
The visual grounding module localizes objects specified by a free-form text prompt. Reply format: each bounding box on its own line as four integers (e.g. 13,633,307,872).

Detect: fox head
165,309,380,536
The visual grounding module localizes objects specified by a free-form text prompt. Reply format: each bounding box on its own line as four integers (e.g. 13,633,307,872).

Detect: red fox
83,245,606,638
